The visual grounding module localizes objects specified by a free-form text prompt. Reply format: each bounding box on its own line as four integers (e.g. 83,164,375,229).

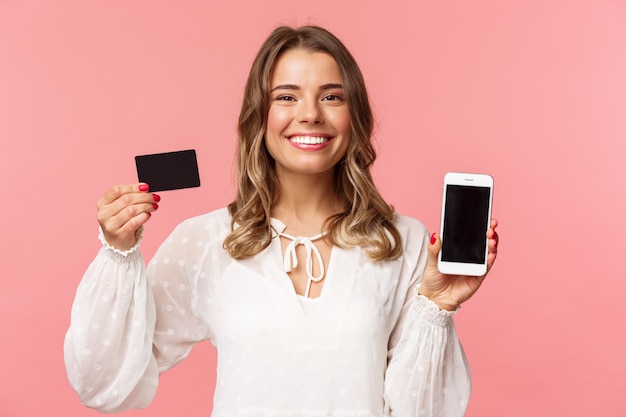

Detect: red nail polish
152,203,159,210
430,233,436,245
153,194,161,202
139,184,150,192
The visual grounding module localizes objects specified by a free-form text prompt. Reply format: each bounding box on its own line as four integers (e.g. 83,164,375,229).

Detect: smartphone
438,172,494,276
135,149,201,192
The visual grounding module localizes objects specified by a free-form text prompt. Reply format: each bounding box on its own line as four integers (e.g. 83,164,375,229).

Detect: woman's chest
201,245,409,352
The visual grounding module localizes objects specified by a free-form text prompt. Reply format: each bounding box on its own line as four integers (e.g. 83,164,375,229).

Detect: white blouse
64,208,471,417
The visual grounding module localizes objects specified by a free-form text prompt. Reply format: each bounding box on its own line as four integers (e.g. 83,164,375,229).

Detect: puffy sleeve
64,213,225,412
383,220,471,417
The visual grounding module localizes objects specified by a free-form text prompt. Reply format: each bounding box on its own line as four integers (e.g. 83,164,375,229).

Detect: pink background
1,0,625,416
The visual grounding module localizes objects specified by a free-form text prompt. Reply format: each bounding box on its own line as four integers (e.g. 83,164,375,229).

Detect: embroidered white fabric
65,208,470,416
97,226,143,257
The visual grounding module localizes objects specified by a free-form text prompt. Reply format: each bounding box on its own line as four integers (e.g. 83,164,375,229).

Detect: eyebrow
270,83,344,93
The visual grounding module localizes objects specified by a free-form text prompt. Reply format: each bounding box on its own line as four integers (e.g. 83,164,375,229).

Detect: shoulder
393,213,430,263
170,207,232,242
393,213,429,243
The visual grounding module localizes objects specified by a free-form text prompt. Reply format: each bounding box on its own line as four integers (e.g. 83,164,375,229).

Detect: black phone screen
441,185,491,264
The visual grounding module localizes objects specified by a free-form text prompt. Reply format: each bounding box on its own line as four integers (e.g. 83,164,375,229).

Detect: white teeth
289,136,329,145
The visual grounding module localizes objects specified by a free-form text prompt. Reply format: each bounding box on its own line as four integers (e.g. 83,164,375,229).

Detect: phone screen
441,185,491,264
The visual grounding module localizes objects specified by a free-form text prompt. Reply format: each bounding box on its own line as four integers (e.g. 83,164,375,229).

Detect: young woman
65,26,499,417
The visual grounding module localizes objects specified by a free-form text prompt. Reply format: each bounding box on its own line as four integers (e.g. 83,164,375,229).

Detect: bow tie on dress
271,219,327,298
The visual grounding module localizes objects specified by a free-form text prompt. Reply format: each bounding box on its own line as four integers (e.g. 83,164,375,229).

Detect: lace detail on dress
413,293,457,327
98,226,143,257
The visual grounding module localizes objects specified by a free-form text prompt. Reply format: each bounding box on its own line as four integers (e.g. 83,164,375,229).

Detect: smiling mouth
288,136,331,145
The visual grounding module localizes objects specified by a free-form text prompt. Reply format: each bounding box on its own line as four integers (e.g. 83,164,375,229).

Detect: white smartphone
438,172,494,276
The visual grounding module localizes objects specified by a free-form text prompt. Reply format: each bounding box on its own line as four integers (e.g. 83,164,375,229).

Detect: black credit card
135,149,201,192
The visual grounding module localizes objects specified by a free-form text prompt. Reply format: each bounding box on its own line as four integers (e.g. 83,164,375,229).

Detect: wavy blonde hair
224,25,401,261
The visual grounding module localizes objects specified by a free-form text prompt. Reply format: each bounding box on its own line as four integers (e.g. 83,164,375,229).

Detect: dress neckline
270,218,329,299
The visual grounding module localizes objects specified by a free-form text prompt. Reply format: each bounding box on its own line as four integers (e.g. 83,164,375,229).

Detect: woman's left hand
419,219,499,311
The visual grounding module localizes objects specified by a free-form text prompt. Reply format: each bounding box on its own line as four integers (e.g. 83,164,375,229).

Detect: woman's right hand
96,183,161,250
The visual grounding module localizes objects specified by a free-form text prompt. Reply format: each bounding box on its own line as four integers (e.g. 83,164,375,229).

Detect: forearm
64,246,158,412
385,295,471,417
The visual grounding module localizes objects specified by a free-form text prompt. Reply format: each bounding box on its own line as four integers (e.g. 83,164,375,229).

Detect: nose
297,97,323,124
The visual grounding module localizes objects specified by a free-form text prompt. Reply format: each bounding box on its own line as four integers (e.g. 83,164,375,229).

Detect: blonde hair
224,25,401,261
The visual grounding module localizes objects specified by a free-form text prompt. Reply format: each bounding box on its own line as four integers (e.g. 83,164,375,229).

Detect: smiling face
265,48,351,180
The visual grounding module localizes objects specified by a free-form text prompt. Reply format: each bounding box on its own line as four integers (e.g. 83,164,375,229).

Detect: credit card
135,149,201,192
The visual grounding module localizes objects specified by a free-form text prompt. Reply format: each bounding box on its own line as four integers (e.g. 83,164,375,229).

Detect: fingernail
152,203,159,210
153,194,161,202
139,184,150,192
430,233,436,245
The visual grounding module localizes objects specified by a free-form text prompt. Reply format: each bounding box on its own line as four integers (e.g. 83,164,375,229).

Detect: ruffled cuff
98,226,143,258
412,292,458,328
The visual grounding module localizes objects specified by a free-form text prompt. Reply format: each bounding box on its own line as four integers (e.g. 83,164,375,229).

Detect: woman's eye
322,94,343,101
275,95,295,101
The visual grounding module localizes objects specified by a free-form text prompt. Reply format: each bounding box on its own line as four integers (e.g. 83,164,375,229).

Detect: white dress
64,208,471,417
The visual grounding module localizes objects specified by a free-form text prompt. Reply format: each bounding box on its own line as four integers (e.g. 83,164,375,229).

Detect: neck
272,170,343,235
